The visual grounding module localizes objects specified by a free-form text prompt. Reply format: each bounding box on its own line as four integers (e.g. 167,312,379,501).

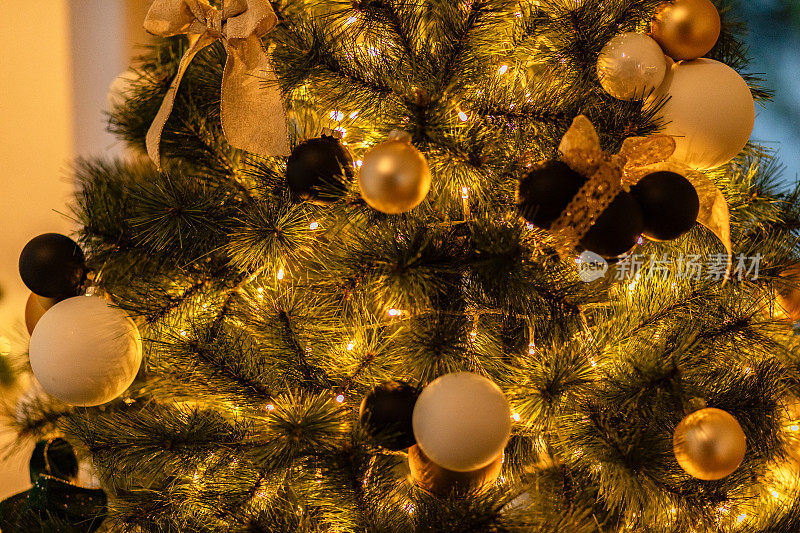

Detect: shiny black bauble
359,381,419,450
581,191,644,258
517,160,586,228
19,233,85,299
286,135,354,204
630,171,700,241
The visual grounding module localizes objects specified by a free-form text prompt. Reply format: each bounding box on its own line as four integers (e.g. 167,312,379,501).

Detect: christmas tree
7,0,800,531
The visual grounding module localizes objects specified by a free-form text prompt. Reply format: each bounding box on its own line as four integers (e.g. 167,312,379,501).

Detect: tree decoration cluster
284,129,431,214
360,373,511,495
596,0,754,170
19,234,142,407
516,116,720,259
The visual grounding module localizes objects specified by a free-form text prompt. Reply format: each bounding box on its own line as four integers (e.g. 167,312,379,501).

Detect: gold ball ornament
408,444,502,497
358,131,431,214
24,293,57,335
673,408,746,480
773,263,800,322
651,0,721,61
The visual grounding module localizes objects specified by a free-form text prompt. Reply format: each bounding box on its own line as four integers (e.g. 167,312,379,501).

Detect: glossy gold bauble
358,132,431,214
408,445,502,496
673,407,746,480
24,292,57,335
651,0,721,61
773,263,800,323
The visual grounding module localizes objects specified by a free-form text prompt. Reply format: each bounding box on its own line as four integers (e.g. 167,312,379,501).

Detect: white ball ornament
29,296,142,406
412,372,511,472
652,59,755,170
596,33,667,100
107,69,139,111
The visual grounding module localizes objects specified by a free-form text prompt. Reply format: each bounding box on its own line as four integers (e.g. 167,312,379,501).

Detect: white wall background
0,0,150,500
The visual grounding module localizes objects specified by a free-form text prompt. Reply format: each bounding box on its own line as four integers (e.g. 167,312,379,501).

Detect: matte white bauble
412,372,511,472
597,33,667,100
652,58,755,170
106,69,139,111
29,296,142,406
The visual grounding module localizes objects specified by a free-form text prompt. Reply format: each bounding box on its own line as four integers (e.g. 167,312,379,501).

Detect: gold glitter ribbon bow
144,0,290,170
555,116,731,268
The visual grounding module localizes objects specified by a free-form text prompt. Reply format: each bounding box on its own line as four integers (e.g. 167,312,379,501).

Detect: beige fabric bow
558,116,732,274
144,0,290,170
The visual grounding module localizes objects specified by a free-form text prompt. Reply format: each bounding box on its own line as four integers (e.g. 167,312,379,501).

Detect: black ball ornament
286,134,354,204
517,160,586,228
630,171,700,241
580,191,644,258
19,233,86,299
359,381,419,450
29,438,79,483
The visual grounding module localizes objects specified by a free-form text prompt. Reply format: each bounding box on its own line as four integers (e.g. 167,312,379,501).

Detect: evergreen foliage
8,0,800,531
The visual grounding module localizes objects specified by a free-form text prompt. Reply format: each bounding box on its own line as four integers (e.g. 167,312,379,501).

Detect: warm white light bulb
0,336,10,356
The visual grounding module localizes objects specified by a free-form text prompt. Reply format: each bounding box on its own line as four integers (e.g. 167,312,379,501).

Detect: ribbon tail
146,33,216,170
685,171,733,280
220,36,290,157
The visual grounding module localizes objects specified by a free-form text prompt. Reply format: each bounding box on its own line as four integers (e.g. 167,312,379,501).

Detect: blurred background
0,0,151,500
741,0,800,174
0,0,797,501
